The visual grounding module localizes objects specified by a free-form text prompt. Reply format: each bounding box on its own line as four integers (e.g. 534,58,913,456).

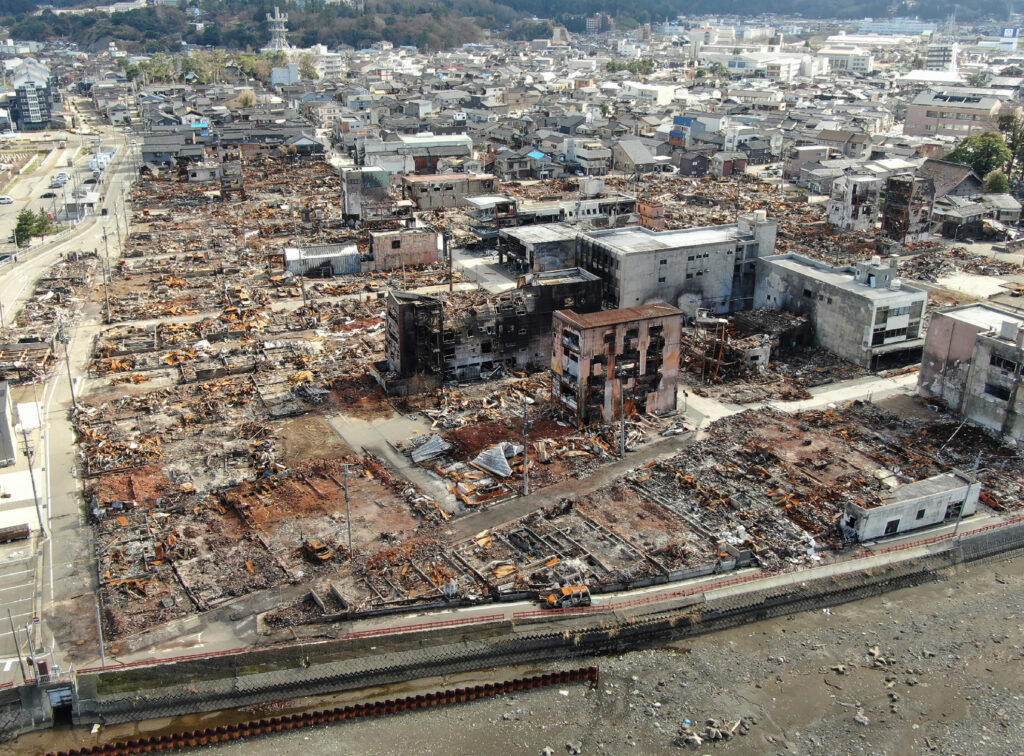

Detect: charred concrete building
499,224,578,272
754,253,927,370
918,303,1024,442
401,173,498,210
882,174,935,243
575,211,778,313
369,228,440,270
827,175,882,232
341,166,414,223
373,268,602,393
551,304,683,426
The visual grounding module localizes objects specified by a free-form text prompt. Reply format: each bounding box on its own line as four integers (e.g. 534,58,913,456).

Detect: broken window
803,289,812,298
990,354,1019,373
658,276,666,283
391,239,402,249
984,383,1012,401
916,508,926,520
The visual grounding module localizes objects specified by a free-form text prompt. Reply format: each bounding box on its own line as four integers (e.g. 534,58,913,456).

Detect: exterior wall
826,177,881,232
918,310,982,409
845,475,980,541
754,255,926,368
962,333,1024,440
371,229,440,270
402,174,497,210
882,176,935,243
500,235,577,272
551,306,682,425
0,381,14,468
577,215,777,313
284,245,361,276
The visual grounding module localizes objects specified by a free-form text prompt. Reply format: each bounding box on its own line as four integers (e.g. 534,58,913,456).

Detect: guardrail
73,514,1024,677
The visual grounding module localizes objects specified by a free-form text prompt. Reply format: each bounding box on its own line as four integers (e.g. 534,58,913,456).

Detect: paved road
0,123,138,682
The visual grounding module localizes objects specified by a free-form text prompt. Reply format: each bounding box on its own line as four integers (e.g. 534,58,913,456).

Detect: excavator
540,585,592,609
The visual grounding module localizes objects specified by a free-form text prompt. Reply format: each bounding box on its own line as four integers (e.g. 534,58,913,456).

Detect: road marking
0,569,36,579
0,583,34,594
2,659,13,672
0,597,32,610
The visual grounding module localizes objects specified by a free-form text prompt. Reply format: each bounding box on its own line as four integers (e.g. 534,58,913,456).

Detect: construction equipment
540,585,591,609
302,539,333,563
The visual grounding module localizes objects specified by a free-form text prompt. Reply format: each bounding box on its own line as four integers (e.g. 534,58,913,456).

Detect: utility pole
59,320,78,412
522,398,532,497
340,463,353,558
7,609,26,683
444,230,453,293
95,602,105,667
299,275,307,309
954,451,982,537
619,373,627,459
0,297,4,329
20,426,44,537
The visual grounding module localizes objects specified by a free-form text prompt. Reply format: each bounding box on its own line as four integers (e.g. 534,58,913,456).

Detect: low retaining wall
4,522,1023,742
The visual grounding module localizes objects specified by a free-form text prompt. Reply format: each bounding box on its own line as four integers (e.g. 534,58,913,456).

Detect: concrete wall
962,333,1024,441
371,229,440,270
918,310,985,409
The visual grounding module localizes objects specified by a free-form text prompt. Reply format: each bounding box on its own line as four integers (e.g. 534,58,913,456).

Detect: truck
540,585,591,609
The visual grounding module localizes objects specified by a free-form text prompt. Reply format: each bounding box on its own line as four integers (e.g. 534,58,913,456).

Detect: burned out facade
882,174,935,244
918,303,1024,442
374,268,602,392
551,304,683,426
369,228,440,270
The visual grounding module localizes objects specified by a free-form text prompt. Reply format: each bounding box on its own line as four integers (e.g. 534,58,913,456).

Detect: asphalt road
0,120,138,682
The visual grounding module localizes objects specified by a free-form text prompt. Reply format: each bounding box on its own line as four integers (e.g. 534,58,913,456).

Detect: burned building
576,211,778,313
826,175,882,232
843,471,980,541
373,268,602,393
401,173,498,210
467,189,637,244
882,174,935,243
551,304,683,426
754,254,926,370
499,224,578,273
341,166,414,223
369,228,440,270
918,303,1024,442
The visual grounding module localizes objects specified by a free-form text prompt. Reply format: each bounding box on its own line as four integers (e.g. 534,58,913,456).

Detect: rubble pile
896,245,1024,282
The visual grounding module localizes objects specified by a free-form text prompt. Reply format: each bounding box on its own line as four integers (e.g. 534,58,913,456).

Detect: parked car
0,195,14,204
40,191,56,198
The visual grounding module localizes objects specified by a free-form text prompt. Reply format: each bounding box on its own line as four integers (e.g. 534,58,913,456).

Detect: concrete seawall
3,520,1022,742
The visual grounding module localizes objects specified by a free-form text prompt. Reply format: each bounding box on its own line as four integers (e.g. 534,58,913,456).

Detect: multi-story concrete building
882,174,935,243
575,211,778,313
904,89,1007,138
566,139,611,176
372,269,602,393
550,304,683,425
12,58,53,131
816,44,874,73
827,175,882,231
918,303,1024,442
400,173,497,210
754,254,927,370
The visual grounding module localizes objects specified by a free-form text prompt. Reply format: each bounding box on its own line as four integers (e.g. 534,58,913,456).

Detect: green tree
297,52,320,80
707,61,730,79
998,112,1024,180
13,209,35,247
967,72,988,87
983,170,1010,193
944,132,1012,178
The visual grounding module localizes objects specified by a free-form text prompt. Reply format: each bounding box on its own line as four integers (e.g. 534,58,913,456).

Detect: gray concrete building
499,224,578,273
918,303,1024,442
843,471,980,541
575,212,778,313
754,254,926,369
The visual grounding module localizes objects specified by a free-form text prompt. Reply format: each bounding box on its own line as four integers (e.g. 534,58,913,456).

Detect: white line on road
0,583,34,594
